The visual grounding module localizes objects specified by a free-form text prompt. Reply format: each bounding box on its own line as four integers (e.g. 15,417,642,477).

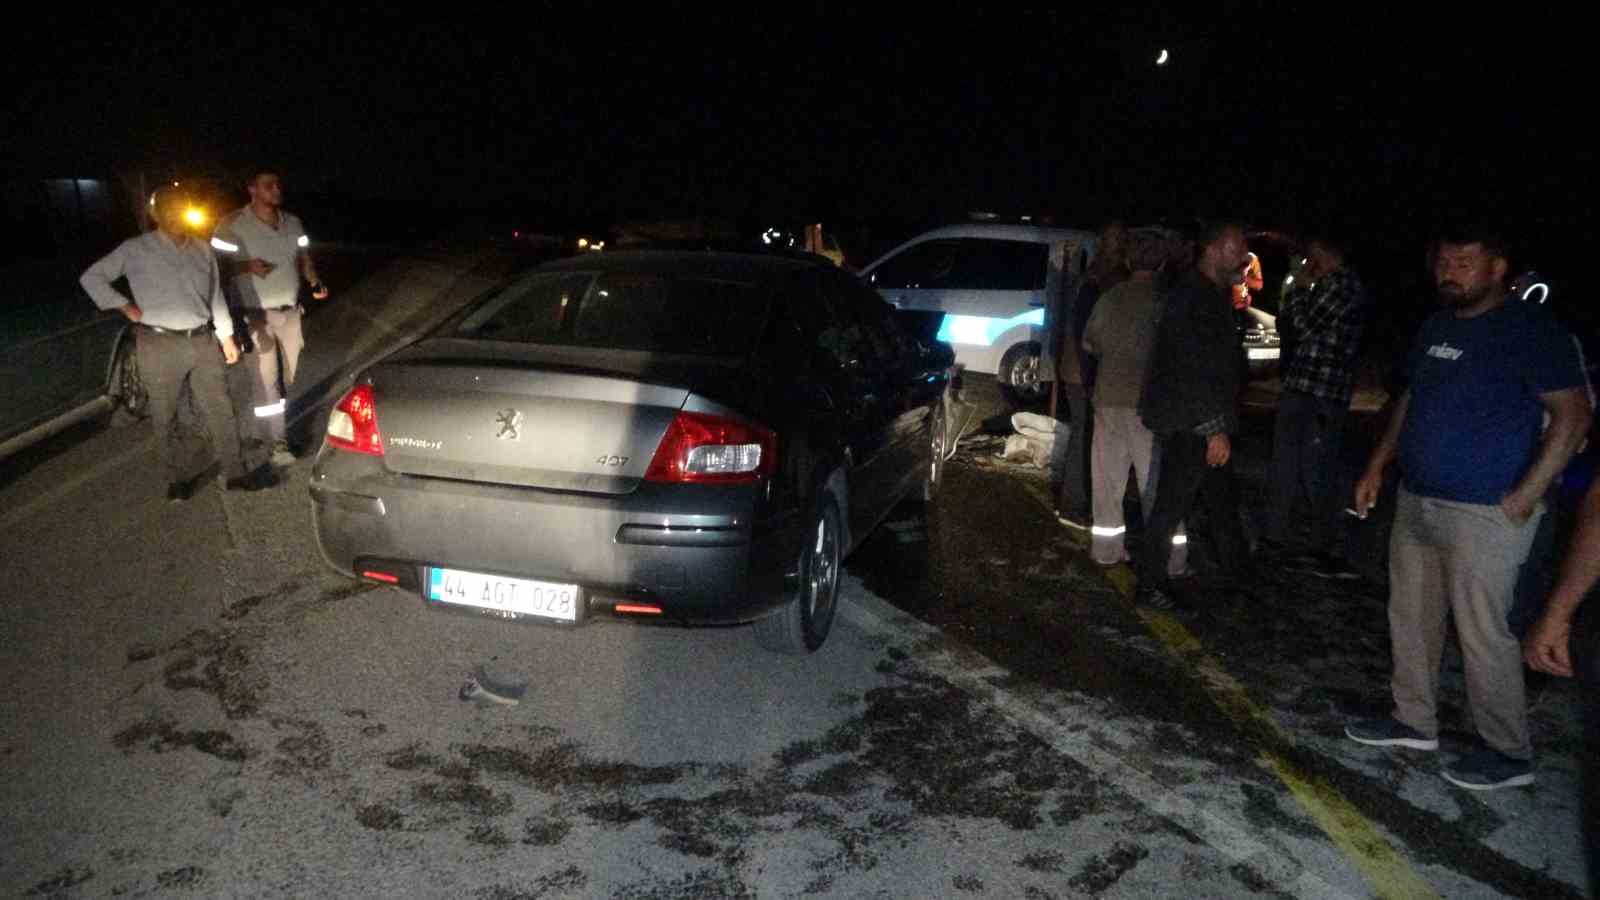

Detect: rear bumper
308,452,800,626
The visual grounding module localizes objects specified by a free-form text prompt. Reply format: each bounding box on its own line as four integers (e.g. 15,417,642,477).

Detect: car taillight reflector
643,411,775,485
327,383,384,456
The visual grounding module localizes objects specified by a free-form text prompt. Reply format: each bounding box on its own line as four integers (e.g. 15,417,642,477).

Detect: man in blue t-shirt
1343,225,1592,791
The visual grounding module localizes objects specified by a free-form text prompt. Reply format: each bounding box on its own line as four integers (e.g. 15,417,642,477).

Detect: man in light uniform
213,169,329,466
80,185,276,500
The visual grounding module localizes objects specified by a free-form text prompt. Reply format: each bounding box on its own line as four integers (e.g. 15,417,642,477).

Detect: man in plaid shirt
1261,234,1371,578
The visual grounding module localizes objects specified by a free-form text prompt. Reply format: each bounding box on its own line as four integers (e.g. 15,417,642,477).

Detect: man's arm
1278,279,1310,330
295,220,328,299
79,242,140,320
1298,274,1359,334
227,257,275,278
1354,389,1410,513
204,252,240,364
1503,387,1593,523
299,249,328,299
213,217,268,278
1526,475,1600,676
1080,296,1107,358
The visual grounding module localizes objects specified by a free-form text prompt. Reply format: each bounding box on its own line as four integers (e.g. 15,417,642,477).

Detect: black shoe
1441,748,1534,791
165,481,193,504
224,466,280,492
1135,585,1177,611
1308,553,1363,581
1344,717,1439,750
1254,539,1291,562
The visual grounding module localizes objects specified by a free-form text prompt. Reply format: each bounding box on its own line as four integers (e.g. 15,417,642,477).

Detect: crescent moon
1157,49,1170,65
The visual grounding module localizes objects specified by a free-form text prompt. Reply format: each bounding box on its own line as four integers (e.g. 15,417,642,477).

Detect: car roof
537,248,831,281
859,223,1099,274
896,223,1098,244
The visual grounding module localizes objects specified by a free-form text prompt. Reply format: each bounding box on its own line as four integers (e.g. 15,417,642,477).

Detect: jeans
1264,390,1348,551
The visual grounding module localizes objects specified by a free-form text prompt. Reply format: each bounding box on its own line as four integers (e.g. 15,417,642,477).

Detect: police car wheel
997,342,1046,408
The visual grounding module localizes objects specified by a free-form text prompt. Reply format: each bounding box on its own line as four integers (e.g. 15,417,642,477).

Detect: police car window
951,239,1049,291
867,240,961,290
869,238,1047,291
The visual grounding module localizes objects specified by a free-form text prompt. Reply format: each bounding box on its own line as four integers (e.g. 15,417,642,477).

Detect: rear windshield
453,271,770,357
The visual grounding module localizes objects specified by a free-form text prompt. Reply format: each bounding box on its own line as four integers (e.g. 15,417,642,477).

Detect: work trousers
138,329,249,482
1089,406,1187,573
1388,487,1542,760
245,306,304,444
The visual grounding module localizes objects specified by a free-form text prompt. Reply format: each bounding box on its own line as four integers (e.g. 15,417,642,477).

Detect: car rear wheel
754,495,841,655
997,341,1046,408
110,337,149,425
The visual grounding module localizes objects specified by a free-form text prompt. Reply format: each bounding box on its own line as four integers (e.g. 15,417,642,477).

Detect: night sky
5,4,1589,279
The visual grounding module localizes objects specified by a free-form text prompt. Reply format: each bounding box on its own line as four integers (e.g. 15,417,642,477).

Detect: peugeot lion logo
495,408,523,441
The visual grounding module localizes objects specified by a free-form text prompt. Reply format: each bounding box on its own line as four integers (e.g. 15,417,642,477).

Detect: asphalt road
0,251,1590,899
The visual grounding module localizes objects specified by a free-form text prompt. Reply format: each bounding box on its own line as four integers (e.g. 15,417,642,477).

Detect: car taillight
326,384,384,456
644,411,775,484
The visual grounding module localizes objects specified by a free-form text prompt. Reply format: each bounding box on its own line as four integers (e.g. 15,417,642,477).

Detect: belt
136,323,212,336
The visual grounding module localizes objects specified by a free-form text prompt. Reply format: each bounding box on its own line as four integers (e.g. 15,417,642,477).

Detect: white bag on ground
1001,434,1038,463
1007,412,1070,470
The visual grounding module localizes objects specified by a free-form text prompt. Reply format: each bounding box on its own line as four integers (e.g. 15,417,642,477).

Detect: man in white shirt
213,169,329,466
80,186,277,500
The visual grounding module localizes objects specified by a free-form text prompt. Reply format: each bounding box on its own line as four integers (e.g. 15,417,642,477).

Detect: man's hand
1501,489,1538,526
221,335,240,365
1205,433,1231,467
1354,466,1384,517
310,280,330,300
244,258,276,277
1523,609,1574,676
121,303,143,322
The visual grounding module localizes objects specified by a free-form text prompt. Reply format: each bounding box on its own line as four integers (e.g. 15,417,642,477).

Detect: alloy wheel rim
806,514,836,620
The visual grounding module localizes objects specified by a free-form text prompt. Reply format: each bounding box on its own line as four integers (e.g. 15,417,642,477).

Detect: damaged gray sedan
309,249,953,654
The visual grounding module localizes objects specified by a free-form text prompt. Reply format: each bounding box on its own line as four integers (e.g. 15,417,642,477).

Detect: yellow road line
1102,564,1440,900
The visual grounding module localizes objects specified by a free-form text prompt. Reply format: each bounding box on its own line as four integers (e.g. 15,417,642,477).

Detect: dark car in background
0,177,149,460
310,250,954,654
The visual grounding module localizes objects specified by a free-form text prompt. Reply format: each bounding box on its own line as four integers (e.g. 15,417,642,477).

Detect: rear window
454,271,770,356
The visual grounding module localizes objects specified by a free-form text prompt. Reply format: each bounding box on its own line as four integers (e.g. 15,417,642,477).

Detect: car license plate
427,567,578,622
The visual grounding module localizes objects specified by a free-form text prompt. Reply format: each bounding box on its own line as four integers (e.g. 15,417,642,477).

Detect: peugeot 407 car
309,250,954,654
